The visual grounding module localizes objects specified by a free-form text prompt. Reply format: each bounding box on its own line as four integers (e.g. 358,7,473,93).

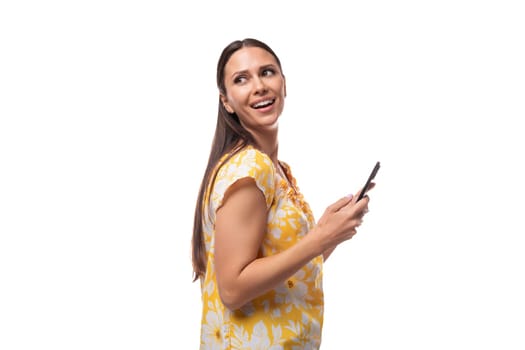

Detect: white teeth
253,99,273,108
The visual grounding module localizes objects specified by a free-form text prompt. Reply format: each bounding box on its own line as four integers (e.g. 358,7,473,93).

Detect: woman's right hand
312,184,374,253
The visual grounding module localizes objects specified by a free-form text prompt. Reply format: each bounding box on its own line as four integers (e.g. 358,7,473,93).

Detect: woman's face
220,46,286,133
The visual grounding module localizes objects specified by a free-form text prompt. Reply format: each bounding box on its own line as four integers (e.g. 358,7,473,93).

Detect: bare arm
214,178,323,310
214,178,371,309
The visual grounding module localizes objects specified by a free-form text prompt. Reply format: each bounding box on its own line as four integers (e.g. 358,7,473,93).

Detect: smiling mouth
251,98,275,109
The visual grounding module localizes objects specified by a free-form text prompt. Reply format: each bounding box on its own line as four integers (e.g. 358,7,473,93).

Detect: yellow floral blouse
199,146,324,349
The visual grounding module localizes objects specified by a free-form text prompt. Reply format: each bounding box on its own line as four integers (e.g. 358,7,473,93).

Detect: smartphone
356,161,380,202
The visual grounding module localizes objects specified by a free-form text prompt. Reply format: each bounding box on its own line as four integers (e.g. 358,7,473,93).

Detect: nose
253,76,268,95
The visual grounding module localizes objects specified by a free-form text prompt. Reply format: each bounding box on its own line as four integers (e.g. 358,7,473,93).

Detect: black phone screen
356,161,380,202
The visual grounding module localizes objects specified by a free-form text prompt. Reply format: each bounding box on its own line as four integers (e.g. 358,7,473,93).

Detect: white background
1,1,524,349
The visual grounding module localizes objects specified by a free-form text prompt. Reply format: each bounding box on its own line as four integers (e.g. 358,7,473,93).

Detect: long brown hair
191,38,284,282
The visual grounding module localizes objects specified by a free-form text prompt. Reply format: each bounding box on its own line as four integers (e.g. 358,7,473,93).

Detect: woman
192,38,373,349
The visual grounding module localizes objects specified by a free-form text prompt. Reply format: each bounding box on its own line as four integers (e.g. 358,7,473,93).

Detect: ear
220,94,234,114
283,75,287,98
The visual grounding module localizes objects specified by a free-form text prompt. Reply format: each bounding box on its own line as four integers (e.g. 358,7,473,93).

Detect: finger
354,182,376,203
352,195,370,212
326,194,354,213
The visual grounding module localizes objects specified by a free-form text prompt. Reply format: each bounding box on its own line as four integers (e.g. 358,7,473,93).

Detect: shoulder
213,146,276,209
220,146,275,178
232,146,273,167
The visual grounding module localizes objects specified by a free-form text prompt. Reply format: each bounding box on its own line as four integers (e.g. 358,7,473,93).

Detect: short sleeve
211,147,276,213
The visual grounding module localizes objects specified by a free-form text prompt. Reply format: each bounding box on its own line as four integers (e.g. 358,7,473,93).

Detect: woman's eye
233,76,247,84
262,68,275,77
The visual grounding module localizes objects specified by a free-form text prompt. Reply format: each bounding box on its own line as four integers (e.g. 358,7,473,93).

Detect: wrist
304,226,326,258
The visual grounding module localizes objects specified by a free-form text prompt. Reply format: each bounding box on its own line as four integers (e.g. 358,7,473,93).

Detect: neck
252,128,279,164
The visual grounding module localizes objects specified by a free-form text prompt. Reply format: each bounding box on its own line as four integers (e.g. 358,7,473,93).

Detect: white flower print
201,309,224,350
269,325,284,349
290,313,321,350
274,270,309,313
203,279,214,297
247,321,271,349
231,324,250,349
